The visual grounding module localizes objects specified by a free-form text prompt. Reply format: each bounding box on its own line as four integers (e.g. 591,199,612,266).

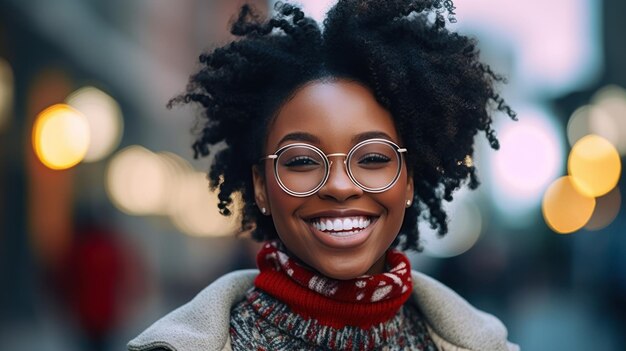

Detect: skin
253,79,413,280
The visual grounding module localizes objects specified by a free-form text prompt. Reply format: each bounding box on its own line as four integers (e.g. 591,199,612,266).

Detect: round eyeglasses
261,138,408,197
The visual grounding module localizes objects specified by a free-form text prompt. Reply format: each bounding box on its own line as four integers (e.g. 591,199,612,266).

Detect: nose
317,159,363,202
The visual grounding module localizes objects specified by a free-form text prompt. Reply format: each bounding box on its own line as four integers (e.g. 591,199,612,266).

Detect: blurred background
0,0,624,350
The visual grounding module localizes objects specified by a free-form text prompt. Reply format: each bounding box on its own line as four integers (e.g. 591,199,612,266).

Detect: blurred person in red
62,223,144,351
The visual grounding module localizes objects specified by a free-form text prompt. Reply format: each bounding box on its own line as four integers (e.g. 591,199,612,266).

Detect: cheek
379,175,409,225
384,192,407,219
265,174,303,227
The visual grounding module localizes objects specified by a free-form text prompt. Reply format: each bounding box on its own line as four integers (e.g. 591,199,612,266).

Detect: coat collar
128,269,518,351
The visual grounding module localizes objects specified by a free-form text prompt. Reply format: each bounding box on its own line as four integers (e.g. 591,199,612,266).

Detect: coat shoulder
127,269,258,351
127,268,519,351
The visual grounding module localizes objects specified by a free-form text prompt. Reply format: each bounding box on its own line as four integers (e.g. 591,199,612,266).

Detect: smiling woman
253,80,413,280
128,1,518,350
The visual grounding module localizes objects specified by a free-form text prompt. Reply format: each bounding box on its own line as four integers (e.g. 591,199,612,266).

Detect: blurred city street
1,1,625,350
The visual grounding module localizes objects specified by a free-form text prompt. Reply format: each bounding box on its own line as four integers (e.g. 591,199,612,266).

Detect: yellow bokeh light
106,146,242,238
66,86,124,162
170,172,241,237
542,176,596,234
105,146,170,215
32,104,90,170
568,134,621,197
156,152,194,215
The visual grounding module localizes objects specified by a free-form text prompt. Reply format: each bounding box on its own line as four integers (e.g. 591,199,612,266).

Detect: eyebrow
276,130,396,148
277,132,321,146
351,131,395,144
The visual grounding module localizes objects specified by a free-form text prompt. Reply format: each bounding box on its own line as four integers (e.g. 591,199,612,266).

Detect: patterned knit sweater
229,287,439,350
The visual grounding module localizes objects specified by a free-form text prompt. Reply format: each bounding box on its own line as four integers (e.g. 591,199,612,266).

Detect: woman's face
253,79,413,280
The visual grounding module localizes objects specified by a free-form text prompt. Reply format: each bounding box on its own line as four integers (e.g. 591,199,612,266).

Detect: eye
283,156,321,168
357,153,391,165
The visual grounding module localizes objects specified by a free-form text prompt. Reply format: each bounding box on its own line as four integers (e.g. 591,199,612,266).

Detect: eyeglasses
261,138,407,197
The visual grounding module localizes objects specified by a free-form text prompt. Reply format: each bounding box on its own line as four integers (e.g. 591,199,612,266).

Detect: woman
129,0,518,350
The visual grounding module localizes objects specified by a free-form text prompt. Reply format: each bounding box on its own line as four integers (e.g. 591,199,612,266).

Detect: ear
252,165,270,215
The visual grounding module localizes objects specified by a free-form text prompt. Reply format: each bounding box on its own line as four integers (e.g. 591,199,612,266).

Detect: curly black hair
169,0,516,251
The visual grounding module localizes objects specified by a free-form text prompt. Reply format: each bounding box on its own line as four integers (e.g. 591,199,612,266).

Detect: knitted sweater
127,269,520,351
229,287,438,350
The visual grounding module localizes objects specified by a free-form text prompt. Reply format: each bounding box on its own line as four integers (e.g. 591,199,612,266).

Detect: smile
310,216,373,236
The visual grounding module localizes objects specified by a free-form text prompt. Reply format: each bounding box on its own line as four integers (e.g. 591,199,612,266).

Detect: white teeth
343,218,352,230
333,218,343,231
327,229,361,237
311,216,373,233
325,219,333,230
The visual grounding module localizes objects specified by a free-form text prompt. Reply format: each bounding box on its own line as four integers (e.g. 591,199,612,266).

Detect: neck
365,255,386,275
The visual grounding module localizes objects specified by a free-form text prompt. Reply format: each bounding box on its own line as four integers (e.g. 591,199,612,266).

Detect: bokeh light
420,190,483,258
489,107,564,218
106,146,241,237
542,176,596,234
0,57,14,131
566,105,618,148
585,187,621,231
591,84,626,155
454,0,601,98
155,151,194,215
66,86,124,162
568,134,621,197
105,146,169,215
170,171,241,237
32,104,90,170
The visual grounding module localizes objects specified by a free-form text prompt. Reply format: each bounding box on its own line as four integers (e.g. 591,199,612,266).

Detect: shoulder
127,268,518,351
127,269,257,351
410,270,519,351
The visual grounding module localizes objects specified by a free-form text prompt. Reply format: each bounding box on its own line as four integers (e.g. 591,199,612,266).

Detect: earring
406,200,412,207
261,207,267,215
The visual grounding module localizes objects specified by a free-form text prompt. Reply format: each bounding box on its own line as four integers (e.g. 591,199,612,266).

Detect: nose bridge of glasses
324,151,359,194
326,152,347,158
325,152,349,172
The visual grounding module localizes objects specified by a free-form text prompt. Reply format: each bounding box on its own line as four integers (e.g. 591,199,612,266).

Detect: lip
302,209,379,249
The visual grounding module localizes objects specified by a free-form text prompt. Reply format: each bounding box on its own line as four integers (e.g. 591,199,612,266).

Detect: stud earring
406,200,412,207
261,207,267,215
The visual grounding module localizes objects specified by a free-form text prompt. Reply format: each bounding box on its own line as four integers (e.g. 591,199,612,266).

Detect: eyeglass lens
275,141,401,194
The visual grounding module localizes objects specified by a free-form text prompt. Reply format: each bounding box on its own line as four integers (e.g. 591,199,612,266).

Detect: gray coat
128,269,520,351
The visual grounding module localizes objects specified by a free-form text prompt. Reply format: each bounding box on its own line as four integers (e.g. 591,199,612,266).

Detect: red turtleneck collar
254,241,413,329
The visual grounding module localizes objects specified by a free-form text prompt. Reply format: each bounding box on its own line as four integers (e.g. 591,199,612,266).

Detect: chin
315,262,371,280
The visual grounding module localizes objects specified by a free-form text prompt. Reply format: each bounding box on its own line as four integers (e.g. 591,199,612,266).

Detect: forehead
266,79,399,150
